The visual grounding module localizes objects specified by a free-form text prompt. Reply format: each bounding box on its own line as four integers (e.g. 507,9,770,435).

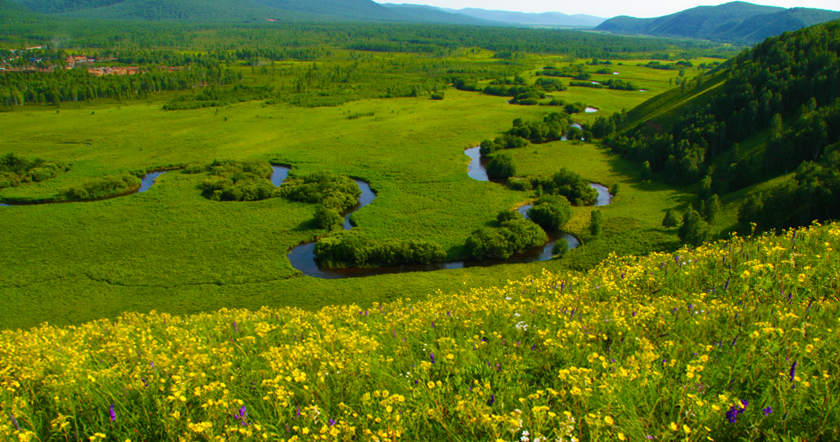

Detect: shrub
526,195,572,231
486,153,516,180
279,171,361,212
465,218,547,260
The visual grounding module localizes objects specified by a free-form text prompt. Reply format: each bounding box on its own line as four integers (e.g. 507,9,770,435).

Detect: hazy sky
376,0,839,19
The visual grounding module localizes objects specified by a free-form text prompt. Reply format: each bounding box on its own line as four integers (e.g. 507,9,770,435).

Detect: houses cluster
1,49,184,76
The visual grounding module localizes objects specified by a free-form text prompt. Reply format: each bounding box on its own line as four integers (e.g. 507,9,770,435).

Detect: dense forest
599,21,840,233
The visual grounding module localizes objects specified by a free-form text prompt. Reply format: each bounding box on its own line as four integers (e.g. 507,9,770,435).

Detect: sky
375,0,839,19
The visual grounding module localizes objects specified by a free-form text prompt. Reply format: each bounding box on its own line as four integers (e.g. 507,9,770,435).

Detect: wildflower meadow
2,223,839,441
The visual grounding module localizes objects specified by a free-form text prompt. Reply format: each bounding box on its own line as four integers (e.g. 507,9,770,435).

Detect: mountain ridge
595,1,840,42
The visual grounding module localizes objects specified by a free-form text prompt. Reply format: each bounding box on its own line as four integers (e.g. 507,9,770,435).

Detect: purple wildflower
724,279,730,290
430,352,435,364
233,321,238,333
9,413,21,430
236,406,248,426
789,361,797,381
763,407,772,416
109,404,116,422
329,419,336,426
295,406,301,418
487,395,495,406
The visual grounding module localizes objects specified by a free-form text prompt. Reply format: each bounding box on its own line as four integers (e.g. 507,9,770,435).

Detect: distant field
0,53,728,329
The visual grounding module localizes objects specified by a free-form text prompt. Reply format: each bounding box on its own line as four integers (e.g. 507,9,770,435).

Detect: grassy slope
2,222,838,440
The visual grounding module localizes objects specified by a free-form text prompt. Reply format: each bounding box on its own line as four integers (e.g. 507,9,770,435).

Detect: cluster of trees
537,65,591,80
314,230,447,268
278,171,361,212
527,169,598,205
195,160,275,202
480,113,574,155
739,152,840,234
60,173,140,201
473,76,566,105
163,84,274,110
604,22,840,207
589,110,627,139
0,66,242,106
662,202,717,246
569,79,638,91
0,153,65,189
465,215,547,260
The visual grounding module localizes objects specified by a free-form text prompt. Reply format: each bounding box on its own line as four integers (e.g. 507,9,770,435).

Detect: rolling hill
8,0,408,21
601,20,840,234
595,1,840,42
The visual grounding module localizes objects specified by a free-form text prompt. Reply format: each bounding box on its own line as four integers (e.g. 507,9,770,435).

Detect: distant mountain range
5,0,607,25
435,7,604,27
4,0,836,42
595,1,840,42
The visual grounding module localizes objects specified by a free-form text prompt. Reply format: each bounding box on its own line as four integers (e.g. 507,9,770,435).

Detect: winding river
284,144,612,279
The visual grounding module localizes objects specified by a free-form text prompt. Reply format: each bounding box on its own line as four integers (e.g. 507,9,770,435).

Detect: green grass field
0,53,732,330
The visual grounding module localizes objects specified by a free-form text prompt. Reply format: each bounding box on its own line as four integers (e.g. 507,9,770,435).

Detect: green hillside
11,0,403,22
596,20,840,236
595,1,840,42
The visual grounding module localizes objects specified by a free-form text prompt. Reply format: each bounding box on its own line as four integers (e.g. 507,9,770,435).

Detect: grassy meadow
0,51,731,330
2,221,838,441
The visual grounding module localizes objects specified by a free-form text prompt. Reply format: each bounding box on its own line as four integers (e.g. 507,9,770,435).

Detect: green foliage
739,152,840,233
608,21,840,197
199,160,275,202
590,209,603,237
486,153,516,180
314,229,447,268
496,209,519,224
528,168,598,206
526,195,572,232
506,177,532,191
279,171,361,212
662,209,679,228
61,173,140,201
313,205,343,230
678,205,711,246
551,238,569,256
465,218,547,260
0,153,65,190
704,194,721,222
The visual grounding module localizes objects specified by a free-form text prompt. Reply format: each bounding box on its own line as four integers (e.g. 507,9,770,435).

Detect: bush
279,171,361,212
678,205,711,246
61,173,141,201
430,92,444,100
314,230,447,268
198,159,275,202
529,169,597,206
486,153,516,180
552,238,569,256
526,195,572,231
507,177,532,191
465,218,547,260
313,205,343,230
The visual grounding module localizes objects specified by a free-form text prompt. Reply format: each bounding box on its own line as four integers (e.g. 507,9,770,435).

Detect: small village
1,47,180,75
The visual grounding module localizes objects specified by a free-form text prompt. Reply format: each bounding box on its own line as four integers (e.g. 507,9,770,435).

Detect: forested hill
8,0,408,22
600,20,840,235
595,1,840,42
